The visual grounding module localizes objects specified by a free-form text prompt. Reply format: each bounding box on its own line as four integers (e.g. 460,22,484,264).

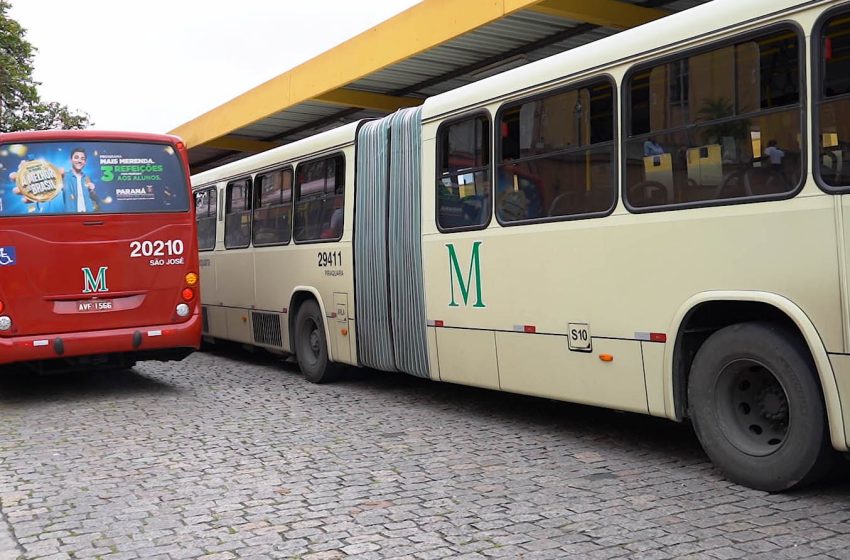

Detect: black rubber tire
688,321,834,491
294,300,339,384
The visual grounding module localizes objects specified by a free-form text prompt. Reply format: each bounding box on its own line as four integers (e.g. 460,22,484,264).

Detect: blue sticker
0,247,16,266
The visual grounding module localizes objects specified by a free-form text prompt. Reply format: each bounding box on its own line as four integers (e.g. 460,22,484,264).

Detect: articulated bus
193,0,850,490
0,130,201,371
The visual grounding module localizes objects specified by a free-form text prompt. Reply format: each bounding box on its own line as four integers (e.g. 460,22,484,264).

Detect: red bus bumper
0,312,201,366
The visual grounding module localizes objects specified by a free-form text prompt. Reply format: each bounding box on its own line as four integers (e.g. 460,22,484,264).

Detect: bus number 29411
129,239,184,258
318,251,342,267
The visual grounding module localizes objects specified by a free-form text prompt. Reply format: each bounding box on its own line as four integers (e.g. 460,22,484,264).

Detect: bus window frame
194,184,218,252
493,74,618,227
292,152,345,244
434,109,493,233
0,139,192,216
218,185,224,222
224,176,253,250
252,165,294,247
620,21,807,214
812,5,850,194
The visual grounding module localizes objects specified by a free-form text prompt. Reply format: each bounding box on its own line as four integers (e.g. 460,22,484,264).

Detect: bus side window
436,114,491,231
252,167,292,246
224,178,252,249
495,79,616,224
194,187,217,251
625,27,802,208
294,155,344,243
818,9,850,189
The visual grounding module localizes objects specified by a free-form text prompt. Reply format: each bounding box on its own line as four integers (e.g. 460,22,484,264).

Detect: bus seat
628,181,668,206
548,192,577,216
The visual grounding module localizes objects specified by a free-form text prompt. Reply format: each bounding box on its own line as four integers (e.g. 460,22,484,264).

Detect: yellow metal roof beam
204,136,283,154
170,0,556,149
525,0,668,29
315,88,423,112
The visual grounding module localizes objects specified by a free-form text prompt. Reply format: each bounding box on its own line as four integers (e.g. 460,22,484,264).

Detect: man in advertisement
62,147,100,212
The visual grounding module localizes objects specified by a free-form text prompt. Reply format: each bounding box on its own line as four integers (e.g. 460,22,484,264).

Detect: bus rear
0,131,200,371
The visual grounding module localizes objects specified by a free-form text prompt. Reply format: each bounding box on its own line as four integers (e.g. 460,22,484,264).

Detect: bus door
216,177,255,344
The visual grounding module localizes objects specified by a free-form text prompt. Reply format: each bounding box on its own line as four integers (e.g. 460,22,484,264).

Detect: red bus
0,130,201,371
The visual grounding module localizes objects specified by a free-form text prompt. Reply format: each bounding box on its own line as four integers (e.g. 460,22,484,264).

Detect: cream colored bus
193,0,850,491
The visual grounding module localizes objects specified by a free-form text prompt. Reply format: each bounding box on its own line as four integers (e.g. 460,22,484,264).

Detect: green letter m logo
82,266,109,293
447,241,485,308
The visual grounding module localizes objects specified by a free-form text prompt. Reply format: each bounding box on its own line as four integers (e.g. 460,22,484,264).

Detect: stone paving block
0,352,845,559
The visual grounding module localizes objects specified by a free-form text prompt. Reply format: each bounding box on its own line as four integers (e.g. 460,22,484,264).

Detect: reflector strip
427,320,444,327
514,325,536,333
33,340,48,347
635,332,667,342
148,330,162,337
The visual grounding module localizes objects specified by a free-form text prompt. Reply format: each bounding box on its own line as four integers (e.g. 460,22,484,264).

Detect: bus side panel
641,341,666,417
215,250,254,344
332,293,351,363
435,328,499,389
216,251,254,310
422,188,841,416
829,354,850,446
198,256,220,338
276,244,357,366
224,308,252,344
199,258,217,305
427,326,441,381
344,315,357,365
497,332,649,413
840,194,850,354
204,305,227,340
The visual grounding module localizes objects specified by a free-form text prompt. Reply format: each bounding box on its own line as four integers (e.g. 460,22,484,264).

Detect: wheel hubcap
309,326,320,356
715,359,789,456
299,318,321,367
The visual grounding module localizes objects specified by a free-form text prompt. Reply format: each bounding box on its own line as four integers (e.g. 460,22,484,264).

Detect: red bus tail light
181,288,195,301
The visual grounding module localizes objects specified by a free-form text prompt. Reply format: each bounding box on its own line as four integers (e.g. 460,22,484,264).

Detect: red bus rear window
0,140,189,216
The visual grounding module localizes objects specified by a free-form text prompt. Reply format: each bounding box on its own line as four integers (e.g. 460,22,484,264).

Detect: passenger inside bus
321,196,344,238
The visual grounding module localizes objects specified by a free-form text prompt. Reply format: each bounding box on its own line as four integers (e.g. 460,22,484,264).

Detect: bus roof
191,120,362,186
421,0,814,121
0,129,184,146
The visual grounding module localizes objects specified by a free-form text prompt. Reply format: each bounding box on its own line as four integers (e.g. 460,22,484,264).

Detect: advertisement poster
0,141,189,216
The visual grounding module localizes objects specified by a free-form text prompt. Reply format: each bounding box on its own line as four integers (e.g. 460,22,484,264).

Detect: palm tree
695,97,751,145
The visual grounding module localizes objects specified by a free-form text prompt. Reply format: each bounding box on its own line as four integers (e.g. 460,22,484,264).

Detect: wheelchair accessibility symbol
0,247,16,266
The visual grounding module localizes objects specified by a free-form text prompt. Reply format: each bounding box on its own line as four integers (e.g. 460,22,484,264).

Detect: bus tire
687,321,833,491
294,300,339,384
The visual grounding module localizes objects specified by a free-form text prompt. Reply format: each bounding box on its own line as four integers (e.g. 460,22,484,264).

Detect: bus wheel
294,300,339,384
688,321,833,491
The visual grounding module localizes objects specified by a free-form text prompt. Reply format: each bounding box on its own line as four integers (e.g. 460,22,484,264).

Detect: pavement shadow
0,364,179,404
337,367,850,490
203,344,850,491
349,366,698,444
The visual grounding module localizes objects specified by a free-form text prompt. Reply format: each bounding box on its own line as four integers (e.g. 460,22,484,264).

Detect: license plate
77,299,113,312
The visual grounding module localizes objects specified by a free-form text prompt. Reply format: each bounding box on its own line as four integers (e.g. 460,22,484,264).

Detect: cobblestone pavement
0,347,848,560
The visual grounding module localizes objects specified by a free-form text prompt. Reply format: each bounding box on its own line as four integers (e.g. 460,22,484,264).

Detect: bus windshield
0,140,190,216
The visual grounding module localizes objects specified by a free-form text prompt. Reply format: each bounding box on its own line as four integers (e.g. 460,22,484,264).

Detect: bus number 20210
130,239,184,258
